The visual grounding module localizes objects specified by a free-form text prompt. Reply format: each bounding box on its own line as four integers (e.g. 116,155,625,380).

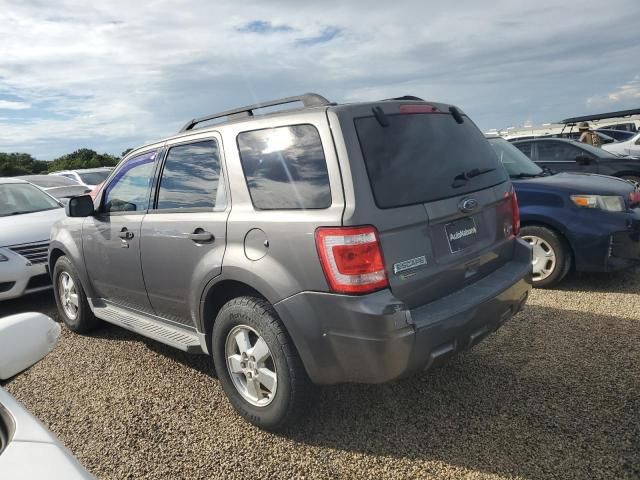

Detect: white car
49,168,113,189
0,312,93,479
603,132,640,158
0,178,66,301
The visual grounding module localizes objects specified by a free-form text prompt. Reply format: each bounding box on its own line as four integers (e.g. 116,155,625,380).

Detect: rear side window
237,125,331,210
354,112,507,208
536,141,585,162
156,140,224,210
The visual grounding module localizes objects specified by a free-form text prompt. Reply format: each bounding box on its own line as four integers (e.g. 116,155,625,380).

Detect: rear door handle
189,230,214,243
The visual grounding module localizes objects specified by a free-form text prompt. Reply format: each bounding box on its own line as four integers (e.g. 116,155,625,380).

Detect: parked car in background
596,122,637,132
49,168,113,189
506,131,615,144
0,312,93,479
0,178,66,301
49,93,531,431
15,175,91,203
512,138,640,185
488,136,640,286
602,132,640,158
595,128,636,142
88,181,104,199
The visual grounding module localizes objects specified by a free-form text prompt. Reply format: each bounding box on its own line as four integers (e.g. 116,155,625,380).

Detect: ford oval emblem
459,198,479,213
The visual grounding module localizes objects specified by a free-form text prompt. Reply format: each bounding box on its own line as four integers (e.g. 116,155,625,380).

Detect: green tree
121,148,134,158
47,149,119,173
0,152,47,176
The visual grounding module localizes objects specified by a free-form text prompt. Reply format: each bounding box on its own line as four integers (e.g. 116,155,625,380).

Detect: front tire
53,256,101,333
521,225,571,288
212,296,310,431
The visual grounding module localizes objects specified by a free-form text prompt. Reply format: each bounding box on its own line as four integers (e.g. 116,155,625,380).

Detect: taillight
630,191,640,206
399,104,440,114
511,188,521,236
502,188,520,239
315,226,389,294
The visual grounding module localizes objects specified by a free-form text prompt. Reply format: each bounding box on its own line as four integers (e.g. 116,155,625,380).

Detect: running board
90,301,203,353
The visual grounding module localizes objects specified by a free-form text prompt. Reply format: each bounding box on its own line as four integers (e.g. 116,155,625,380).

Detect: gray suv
50,93,532,430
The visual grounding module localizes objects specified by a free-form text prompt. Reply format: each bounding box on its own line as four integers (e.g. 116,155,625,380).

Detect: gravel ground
2,268,639,480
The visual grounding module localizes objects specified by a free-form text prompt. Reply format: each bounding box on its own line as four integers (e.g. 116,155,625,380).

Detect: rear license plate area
445,217,478,253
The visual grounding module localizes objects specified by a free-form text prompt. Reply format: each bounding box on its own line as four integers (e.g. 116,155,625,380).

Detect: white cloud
0,100,30,110
0,0,638,158
587,76,640,108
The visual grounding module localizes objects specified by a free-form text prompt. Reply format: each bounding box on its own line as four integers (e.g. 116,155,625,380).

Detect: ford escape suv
49,93,532,430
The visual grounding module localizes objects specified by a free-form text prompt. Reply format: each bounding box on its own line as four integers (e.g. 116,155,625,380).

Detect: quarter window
156,140,224,210
237,125,331,210
103,151,156,213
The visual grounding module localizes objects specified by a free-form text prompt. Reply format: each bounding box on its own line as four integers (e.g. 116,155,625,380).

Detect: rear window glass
355,113,507,208
237,124,331,210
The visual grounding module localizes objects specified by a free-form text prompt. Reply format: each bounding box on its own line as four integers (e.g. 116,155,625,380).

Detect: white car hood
0,388,93,479
0,208,66,247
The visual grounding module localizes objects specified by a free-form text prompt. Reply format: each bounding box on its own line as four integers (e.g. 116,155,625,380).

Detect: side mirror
66,194,95,217
575,154,593,165
0,313,60,380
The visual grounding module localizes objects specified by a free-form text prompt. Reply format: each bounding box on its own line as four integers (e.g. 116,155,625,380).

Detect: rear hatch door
340,102,515,309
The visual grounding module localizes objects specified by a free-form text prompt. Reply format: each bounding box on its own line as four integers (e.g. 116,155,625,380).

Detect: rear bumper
275,239,532,385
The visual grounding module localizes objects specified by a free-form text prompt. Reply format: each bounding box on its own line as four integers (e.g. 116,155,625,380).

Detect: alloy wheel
58,271,79,320
225,325,278,407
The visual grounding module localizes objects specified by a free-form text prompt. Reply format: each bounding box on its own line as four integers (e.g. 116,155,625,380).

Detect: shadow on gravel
0,290,58,318
88,324,216,377
548,265,640,294
282,306,640,480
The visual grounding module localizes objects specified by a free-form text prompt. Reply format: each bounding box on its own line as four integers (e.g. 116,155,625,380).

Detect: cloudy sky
1,0,639,159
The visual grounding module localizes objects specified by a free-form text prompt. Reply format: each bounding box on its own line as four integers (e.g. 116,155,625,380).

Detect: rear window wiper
451,167,496,188
465,167,495,179
511,172,543,179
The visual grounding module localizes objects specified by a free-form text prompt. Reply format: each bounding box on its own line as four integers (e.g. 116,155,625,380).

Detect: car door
83,150,158,313
629,134,640,157
140,134,229,326
534,140,595,173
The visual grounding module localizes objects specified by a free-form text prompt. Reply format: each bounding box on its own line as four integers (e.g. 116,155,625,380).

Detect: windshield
0,183,61,216
577,141,617,158
488,137,543,177
79,170,111,185
355,112,507,208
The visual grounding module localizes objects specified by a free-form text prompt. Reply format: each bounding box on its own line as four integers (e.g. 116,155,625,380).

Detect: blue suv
488,136,640,287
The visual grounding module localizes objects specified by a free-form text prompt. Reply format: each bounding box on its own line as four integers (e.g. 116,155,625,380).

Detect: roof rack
560,108,640,125
178,93,332,133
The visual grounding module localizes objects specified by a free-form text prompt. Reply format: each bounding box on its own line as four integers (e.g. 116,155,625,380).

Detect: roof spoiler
178,93,332,133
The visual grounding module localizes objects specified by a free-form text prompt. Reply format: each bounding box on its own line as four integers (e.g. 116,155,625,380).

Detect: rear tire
212,296,310,431
53,256,101,333
520,225,571,288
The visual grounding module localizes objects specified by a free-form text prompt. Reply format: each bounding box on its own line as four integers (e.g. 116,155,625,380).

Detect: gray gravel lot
2,269,639,480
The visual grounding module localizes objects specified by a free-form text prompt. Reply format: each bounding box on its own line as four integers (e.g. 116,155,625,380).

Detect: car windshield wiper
451,167,496,187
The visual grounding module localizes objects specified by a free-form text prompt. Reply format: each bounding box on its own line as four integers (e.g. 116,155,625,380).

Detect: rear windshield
355,113,507,208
